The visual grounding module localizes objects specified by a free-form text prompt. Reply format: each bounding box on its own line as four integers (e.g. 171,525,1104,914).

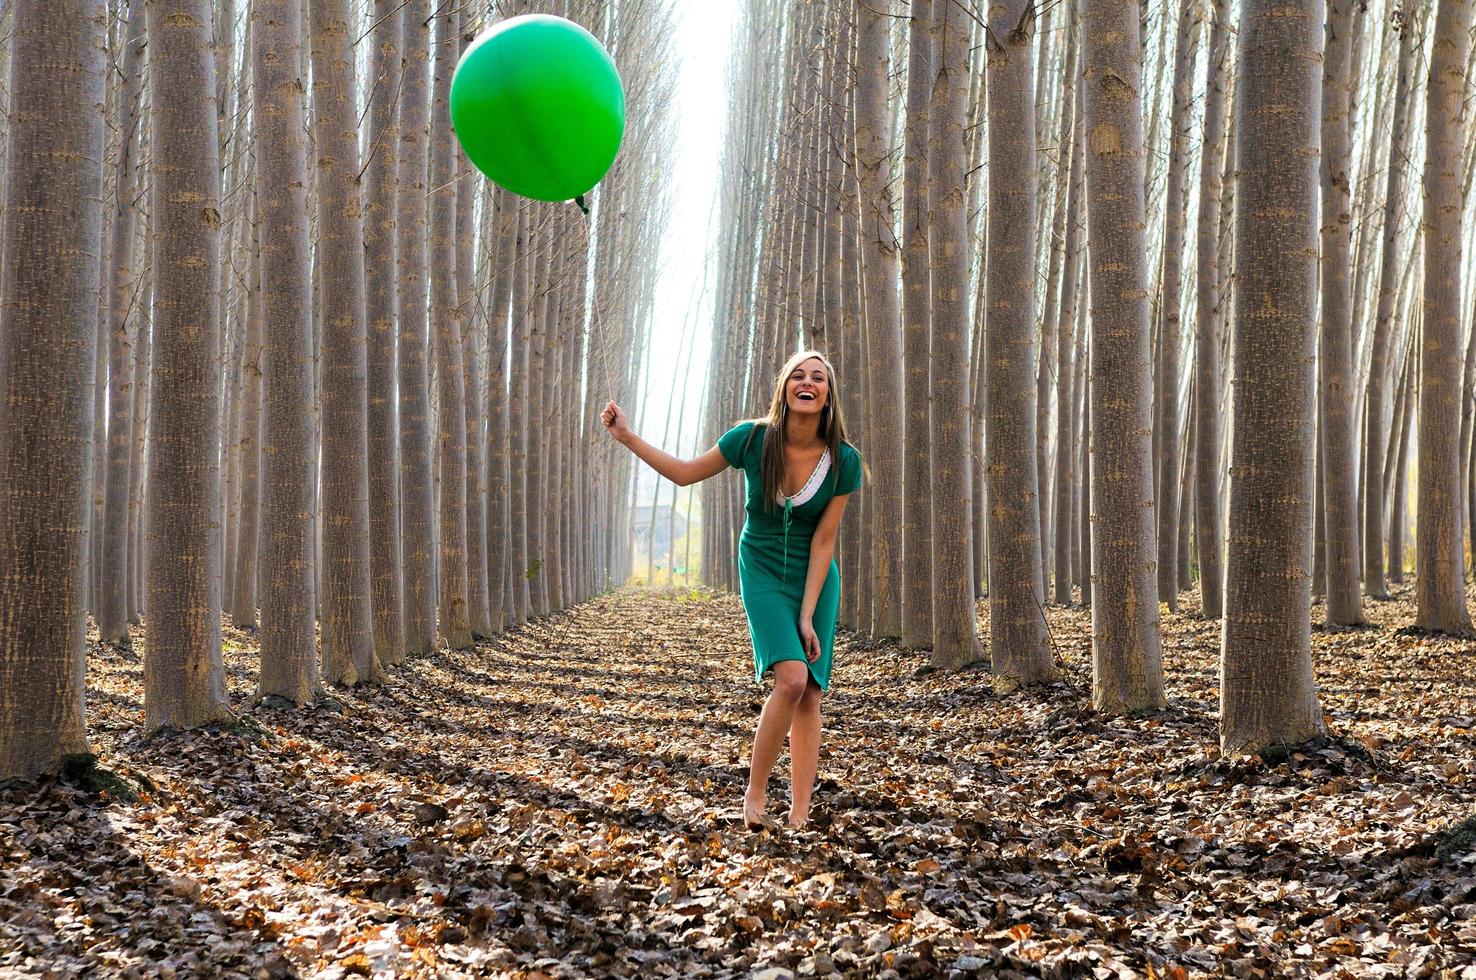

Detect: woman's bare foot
786,810,808,830
743,790,769,831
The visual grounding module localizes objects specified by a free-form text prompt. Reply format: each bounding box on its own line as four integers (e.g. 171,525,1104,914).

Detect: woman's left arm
797,494,851,662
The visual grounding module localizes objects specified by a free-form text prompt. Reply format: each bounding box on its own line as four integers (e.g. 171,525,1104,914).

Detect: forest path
2,587,1475,977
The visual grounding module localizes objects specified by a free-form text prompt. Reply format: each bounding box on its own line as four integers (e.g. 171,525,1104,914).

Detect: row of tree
0,0,676,782
701,0,1476,754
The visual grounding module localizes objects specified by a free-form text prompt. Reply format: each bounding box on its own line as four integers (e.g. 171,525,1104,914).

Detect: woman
601,350,862,829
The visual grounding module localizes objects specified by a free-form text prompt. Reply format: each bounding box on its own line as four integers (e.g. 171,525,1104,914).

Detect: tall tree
253,0,322,704
397,0,436,655
1054,52,1085,609
1318,0,1364,627
0,0,108,781
1155,0,1197,610
430,5,472,649
1082,0,1165,714
900,0,935,650
1414,0,1474,634
1362,8,1418,599
457,18,492,640
854,0,905,639
143,0,231,731
1194,0,1232,619
926,0,984,669
97,5,147,647
483,188,517,637
364,0,404,662
231,202,264,629
1220,0,1327,755
984,0,1054,688
309,0,379,685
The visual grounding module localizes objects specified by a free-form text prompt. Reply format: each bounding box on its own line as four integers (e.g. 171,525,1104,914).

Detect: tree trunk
127,263,154,625
253,0,323,704
1193,0,1232,620
901,0,935,651
143,0,230,731
925,0,983,670
98,7,146,646
1389,347,1415,583
1055,45,1085,609
397,0,436,654
985,0,1054,687
363,0,404,663
1220,0,1327,756
1155,0,1197,611
309,0,379,685
1414,0,1474,634
484,188,517,636
854,0,905,640
1177,383,1196,592
1318,0,1364,626
507,204,532,626
1082,0,1165,715
231,200,263,628
0,0,107,781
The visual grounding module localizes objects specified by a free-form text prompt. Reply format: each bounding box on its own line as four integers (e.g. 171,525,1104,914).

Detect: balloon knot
574,194,590,216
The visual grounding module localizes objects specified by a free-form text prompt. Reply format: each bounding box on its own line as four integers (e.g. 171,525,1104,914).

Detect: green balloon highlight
450,14,625,204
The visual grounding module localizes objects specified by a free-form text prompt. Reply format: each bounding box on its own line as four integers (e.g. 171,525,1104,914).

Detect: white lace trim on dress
776,448,831,508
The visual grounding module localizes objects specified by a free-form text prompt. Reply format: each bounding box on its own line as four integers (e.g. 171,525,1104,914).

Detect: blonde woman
601,350,863,829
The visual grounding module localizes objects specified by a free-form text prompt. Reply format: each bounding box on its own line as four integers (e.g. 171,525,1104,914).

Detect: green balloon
450,14,625,204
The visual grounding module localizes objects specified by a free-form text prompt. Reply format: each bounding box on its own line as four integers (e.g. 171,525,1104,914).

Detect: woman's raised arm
600,400,732,487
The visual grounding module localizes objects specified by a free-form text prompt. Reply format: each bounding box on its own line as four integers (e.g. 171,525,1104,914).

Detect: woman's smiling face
786,357,829,417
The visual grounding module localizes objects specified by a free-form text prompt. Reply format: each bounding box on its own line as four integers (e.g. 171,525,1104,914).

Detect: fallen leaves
0,584,1473,977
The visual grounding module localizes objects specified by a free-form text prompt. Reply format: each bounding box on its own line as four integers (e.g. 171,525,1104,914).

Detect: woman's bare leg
787,679,822,827
745,661,809,824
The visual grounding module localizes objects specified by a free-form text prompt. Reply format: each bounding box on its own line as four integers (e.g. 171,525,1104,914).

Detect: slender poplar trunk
1414,0,1474,634
1220,0,1327,756
143,0,230,731
0,0,107,781
253,0,323,703
1083,0,1165,715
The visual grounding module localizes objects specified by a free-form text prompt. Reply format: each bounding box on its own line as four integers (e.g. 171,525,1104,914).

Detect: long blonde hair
740,350,853,513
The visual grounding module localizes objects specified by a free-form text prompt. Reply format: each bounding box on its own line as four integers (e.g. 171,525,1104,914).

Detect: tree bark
253,0,323,704
925,0,984,670
397,0,436,654
98,7,146,646
985,0,1054,687
143,0,231,731
901,0,935,651
364,0,404,663
1194,0,1232,620
1318,0,1364,626
484,188,517,636
1220,0,1327,756
1155,0,1198,611
1082,0,1165,715
231,201,263,628
1055,39,1085,609
1414,0,1474,634
0,0,107,781
309,0,379,685
854,0,905,640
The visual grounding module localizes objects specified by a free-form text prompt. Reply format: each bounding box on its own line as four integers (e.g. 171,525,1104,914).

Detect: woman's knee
799,680,823,712
771,662,809,703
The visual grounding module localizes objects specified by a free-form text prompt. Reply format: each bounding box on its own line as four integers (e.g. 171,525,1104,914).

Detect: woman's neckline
780,445,830,501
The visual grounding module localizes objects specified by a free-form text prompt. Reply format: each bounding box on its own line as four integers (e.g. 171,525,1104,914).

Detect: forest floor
2,585,1476,979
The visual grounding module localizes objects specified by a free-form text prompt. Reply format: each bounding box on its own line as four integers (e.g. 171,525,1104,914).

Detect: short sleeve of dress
836,443,862,495
717,421,759,469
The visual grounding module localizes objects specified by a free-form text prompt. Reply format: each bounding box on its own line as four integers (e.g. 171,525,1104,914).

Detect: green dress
718,421,863,691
